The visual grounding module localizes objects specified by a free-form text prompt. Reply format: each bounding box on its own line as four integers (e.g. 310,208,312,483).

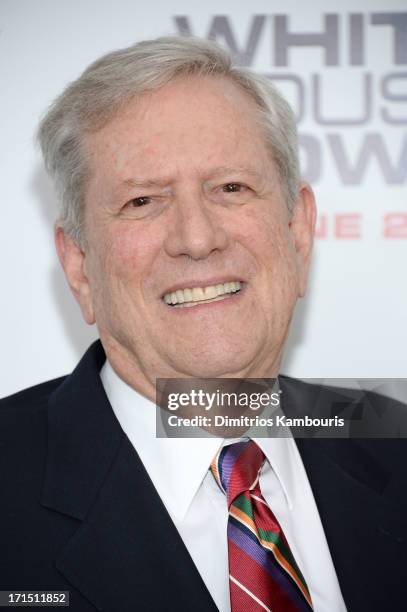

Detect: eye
128,196,152,207
120,193,167,220
222,183,246,193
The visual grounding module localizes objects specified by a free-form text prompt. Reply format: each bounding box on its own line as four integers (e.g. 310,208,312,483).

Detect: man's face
59,75,315,394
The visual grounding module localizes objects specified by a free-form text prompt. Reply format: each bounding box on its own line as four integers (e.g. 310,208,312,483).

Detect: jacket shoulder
280,375,407,481
0,377,67,450
0,377,66,415
279,375,406,413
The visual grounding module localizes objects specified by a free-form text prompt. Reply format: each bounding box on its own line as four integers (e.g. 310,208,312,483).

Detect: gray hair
37,36,299,246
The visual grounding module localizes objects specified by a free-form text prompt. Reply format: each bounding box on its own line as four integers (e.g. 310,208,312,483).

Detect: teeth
163,281,241,306
204,286,217,300
192,287,205,301
176,290,185,304
183,288,192,302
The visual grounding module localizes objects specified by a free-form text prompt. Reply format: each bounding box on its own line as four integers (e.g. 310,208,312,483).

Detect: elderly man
1,36,405,612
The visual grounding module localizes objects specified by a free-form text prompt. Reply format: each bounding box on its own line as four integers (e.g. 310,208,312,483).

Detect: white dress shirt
100,361,347,612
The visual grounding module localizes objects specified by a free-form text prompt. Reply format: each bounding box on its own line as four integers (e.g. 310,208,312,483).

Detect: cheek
235,206,294,267
85,228,153,334
236,209,299,307
100,224,160,281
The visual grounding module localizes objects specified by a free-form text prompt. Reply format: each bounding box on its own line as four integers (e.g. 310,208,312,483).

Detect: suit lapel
279,377,406,610
41,342,218,612
296,437,406,610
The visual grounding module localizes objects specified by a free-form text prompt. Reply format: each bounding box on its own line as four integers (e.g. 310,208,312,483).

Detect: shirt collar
100,360,222,521
101,360,296,519
254,437,297,510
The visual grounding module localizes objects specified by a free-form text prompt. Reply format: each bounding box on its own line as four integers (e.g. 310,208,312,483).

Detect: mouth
163,281,242,308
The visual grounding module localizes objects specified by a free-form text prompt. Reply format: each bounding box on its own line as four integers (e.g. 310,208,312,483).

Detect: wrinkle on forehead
83,74,280,207
88,75,264,147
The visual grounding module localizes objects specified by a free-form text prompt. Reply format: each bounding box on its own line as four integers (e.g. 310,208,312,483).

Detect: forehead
85,75,273,182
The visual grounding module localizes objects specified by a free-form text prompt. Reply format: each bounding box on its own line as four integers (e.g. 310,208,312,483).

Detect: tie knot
210,440,265,508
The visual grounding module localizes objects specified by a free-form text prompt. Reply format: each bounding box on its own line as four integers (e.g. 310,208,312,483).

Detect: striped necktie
211,439,313,612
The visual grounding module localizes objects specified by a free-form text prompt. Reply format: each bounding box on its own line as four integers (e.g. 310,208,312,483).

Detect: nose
164,192,229,260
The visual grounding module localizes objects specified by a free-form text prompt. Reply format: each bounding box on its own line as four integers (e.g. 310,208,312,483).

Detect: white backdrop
1,0,406,397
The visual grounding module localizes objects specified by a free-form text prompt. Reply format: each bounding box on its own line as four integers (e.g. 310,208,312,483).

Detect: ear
55,225,96,324
289,182,317,297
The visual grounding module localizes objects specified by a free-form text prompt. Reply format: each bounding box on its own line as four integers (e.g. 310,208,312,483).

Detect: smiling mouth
163,281,242,308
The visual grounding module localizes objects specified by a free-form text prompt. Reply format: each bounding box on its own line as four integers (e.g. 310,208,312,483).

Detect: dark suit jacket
1,341,406,611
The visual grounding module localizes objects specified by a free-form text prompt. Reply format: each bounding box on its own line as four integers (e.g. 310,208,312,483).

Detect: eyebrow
122,166,265,189
204,166,265,181
123,177,170,189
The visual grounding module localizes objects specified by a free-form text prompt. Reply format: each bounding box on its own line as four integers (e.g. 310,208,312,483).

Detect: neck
99,334,283,404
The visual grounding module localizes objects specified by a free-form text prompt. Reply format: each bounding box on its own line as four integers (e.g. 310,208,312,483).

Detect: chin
171,348,260,379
